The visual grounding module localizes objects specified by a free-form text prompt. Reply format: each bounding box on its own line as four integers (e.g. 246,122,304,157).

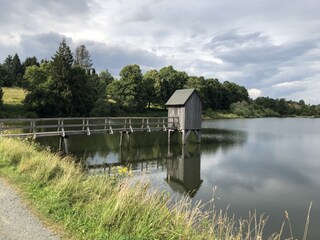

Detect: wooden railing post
86,119,91,135
147,118,151,132
163,118,166,131
61,120,65,137
109,118,113,134
32,121,36,139
129,118,133,133
104,118,107,130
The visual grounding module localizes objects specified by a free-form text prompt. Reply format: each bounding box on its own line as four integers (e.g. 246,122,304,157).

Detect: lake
37,118,320,239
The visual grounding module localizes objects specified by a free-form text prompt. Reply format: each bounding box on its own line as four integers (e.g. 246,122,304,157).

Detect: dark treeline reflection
36,119,320,239
36,128,247,197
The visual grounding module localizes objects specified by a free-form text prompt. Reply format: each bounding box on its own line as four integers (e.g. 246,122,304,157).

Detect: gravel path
0,178,60,240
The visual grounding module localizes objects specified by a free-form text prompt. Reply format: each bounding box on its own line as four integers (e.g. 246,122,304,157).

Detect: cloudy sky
1,0,320,103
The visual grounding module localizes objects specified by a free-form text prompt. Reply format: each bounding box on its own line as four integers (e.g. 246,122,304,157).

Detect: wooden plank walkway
0,117,179,138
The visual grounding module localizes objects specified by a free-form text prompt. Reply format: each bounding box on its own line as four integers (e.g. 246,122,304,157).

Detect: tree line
0,39,319,117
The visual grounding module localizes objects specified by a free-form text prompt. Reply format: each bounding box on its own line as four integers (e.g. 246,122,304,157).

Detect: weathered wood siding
168,106,185,130
184,92,202,130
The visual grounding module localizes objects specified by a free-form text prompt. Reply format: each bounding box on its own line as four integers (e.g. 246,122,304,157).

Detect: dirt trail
0,178,60,240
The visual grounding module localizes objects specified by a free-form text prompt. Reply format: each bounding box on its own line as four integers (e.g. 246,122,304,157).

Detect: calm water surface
37,118,320,239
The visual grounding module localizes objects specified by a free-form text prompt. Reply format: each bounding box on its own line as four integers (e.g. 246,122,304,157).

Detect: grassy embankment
0,138,279,240
0,87,28,118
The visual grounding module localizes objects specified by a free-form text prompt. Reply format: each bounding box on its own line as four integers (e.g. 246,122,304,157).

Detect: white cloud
248,89,262,99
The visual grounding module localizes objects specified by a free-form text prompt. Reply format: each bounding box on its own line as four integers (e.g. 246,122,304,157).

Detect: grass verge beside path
0,138,285,240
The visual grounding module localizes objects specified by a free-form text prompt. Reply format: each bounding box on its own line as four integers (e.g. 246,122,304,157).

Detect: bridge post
168,129,175,143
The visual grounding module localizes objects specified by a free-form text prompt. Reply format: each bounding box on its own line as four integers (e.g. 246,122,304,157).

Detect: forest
0,39,319,118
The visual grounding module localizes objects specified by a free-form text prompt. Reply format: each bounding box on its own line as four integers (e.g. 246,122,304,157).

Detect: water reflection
35,119,320,239
37,128,247,199
166,144,202,197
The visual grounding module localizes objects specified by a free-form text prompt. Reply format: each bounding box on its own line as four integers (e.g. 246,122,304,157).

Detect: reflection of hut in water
165,145,202,197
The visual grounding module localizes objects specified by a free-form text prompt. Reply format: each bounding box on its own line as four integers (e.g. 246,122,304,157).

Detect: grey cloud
198,29,320,102
87,42,167,76
0,32,68,62
206,30,317,66
207,30,270,49
0,0,89,18
0,32,167,76
20,32,72,59
0,0,90,32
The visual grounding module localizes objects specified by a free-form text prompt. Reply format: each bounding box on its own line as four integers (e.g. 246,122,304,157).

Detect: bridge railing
0,117,180,138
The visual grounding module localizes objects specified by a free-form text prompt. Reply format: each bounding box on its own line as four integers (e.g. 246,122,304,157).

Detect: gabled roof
165,89,198,106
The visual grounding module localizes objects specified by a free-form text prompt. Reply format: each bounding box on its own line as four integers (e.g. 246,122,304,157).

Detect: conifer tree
74,44,93,71
49,38,74,116
12,53,23,86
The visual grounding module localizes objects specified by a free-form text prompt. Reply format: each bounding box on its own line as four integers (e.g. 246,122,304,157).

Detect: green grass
0,87,28,118
0,138,289,240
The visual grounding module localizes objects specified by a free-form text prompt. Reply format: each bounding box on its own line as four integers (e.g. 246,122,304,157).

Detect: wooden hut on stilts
166,89,202,144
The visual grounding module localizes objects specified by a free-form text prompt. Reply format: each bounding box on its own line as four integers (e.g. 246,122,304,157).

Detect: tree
48,38,75,116
23,56,39,69
99,69,114,98
21,57,40,88
143,70,158,108
108,64,147,110
276,98,290,115
24,63,52,115
74,44,93,71
0,64,5,87
203,78,225,110
99,69,114,86
107,80,122,101
24,39,98,117
69,67,98,116
156,66,188,108
298,99,305,106
12,53,24,86
223,81,249,105
2,55,14,87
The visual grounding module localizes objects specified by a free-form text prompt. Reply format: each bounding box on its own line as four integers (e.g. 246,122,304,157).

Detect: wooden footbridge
0,89,203,145
0,117,179,138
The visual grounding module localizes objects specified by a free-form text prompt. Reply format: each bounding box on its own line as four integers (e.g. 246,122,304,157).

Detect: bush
230,101,281,118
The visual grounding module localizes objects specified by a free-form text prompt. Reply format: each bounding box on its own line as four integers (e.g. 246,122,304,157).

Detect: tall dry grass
0,138,311,239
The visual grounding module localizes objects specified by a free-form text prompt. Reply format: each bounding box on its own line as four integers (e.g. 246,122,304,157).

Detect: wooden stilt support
181,129,202,144
194,130,201,144
168,129,175,143
182,130,192,145
119,132,123,146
